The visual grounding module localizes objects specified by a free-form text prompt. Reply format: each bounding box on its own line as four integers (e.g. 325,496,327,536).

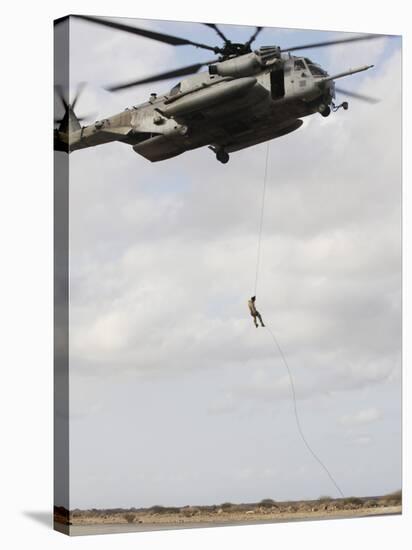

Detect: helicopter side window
169,82,182,96
294,59,306,72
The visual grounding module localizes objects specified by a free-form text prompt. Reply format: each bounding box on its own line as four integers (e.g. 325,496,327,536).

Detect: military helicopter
54,15,382,164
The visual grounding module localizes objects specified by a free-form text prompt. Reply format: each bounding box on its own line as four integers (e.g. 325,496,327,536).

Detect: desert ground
54,491,401,535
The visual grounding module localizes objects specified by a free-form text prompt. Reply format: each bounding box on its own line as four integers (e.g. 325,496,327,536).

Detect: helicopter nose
322,79,335,100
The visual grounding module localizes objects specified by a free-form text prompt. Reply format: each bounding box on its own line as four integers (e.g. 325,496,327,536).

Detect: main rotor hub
218,42,252,59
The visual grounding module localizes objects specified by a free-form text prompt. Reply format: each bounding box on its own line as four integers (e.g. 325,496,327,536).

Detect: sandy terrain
54,493,401,535
71,504,401,527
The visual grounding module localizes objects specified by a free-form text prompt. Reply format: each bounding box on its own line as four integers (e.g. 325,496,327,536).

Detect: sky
57,16,401,509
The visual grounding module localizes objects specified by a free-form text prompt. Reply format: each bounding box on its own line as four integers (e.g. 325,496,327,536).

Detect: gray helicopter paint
60,49,373,162
162,77,259,117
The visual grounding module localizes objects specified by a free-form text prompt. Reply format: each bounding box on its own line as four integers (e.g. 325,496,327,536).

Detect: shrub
318,495,332,503
181,507,200,518
363,500,378,508
342,497,363,507
150,505,163,514
260,498,276,508
123,513,136,524
381,490,402,505
149,505,179,514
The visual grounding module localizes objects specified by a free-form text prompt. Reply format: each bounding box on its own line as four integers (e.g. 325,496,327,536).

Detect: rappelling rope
265,325,345,498
253,141,344,498
253,141,270,296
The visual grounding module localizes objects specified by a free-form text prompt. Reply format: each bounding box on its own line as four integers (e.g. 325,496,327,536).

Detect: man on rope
248,296,265,328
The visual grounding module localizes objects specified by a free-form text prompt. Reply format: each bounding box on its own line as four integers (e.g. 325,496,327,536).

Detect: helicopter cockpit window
169,82,182,96
308,64,328,77
294,59,306,71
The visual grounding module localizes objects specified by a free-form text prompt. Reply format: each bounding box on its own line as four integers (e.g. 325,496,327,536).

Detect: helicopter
54,15,382,164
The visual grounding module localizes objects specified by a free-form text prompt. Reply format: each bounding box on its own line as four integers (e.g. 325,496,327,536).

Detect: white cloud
64,19,401,507
67,44,402,396
353,435,373,445
340,407,381,426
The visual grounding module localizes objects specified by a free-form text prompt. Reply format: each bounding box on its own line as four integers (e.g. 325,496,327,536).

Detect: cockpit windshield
305,60,328,77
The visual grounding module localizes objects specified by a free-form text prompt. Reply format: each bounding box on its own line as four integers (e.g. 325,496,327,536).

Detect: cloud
64,20,401,507
67,44,401,394
352,435,373,446
340,407,381,426
207,391,237,414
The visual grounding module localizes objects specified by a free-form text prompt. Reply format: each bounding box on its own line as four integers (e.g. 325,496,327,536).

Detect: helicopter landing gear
209,146,230,164
318,104,331,117
332,101,349,112
216,149,230,164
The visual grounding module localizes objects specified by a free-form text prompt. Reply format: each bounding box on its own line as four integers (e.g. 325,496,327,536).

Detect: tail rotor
54,83,93,152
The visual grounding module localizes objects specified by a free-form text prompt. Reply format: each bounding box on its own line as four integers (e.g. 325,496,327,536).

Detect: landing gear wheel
320,105,331,117
216,150,229,164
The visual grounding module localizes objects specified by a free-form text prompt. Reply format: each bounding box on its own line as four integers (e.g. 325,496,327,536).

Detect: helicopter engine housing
209,52,262,77
209,46,282,78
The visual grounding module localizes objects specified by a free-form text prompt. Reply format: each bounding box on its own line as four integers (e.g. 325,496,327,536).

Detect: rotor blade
106,60,218,92
77,110,98,122
55,112,96,125
245,26,263,48
73,15,218,52
281,33,383,53
71,82,87,109
54,85,68,110
335,86,380,104
203,23,230,43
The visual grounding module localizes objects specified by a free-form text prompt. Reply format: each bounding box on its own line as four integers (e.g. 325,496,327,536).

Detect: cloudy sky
60,17,401,509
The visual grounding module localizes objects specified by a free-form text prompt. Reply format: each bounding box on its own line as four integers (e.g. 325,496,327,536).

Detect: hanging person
248,296,265,328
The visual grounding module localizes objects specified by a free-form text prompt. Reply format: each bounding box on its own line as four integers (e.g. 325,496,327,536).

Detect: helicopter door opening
270,68,285,100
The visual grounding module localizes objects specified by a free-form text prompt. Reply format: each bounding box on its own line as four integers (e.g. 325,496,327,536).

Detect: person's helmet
251,296,256,301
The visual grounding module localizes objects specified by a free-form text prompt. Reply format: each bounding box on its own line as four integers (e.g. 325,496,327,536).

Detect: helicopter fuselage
58,50,371,163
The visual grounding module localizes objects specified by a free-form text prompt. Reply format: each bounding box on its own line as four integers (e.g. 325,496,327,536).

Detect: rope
253,142,270,296
251,140,344,497
265,324,345,498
